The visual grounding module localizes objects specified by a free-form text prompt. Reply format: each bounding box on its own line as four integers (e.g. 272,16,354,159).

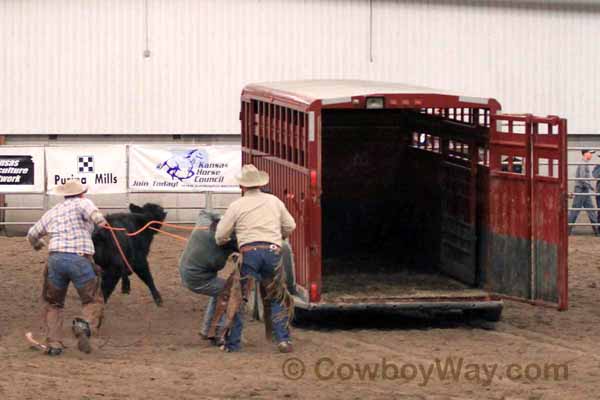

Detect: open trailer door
530,116,568,309
439,139,478,286
487,114,568,310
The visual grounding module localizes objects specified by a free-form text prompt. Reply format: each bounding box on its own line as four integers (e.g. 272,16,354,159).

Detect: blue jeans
47,252,97,289
187,276,226,337
568,194,598,235
225,244,290,351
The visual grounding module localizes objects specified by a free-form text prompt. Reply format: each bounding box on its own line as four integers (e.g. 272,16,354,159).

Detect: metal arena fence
567,146,600,229
1,146,594,231
0,191,239,233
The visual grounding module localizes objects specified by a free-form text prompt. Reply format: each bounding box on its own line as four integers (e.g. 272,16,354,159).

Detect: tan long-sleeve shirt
215,189,296,247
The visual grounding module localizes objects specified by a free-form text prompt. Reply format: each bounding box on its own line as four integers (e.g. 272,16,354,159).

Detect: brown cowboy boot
72,318,92,354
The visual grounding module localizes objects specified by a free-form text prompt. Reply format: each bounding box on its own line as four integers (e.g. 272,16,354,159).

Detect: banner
46,146,127,194
0,147,45,193
129,145,241,192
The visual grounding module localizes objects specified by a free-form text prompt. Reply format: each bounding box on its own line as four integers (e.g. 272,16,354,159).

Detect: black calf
93,203,167,306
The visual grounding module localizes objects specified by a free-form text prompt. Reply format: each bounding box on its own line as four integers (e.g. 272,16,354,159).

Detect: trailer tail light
310,282,319,302
366,97,384,109
310,170,317,188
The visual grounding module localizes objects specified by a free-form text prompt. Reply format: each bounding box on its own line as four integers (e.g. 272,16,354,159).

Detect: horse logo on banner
156,149,209,181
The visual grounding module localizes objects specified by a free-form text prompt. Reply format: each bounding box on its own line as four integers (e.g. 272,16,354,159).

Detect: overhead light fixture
366,97,384,109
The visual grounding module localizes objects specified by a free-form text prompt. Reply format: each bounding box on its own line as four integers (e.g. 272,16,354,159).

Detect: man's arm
215,206,236,246
27,217,48,251
280,201,296,239
80,198,108,226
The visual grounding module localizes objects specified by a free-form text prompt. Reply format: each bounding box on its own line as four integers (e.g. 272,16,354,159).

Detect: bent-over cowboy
215,164,296,353
27,180,107,355
178,210,238,341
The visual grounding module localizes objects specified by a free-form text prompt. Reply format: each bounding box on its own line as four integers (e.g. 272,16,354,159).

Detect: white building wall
0,0,598,135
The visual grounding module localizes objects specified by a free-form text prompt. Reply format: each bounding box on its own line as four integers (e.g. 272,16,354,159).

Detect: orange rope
108,227,134,274
148,226,189,242
102,220,209,236
102,221,210,274
159,221,208,231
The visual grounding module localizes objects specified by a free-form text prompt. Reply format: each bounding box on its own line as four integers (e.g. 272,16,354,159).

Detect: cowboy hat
52,180,88,196
235,164,269,187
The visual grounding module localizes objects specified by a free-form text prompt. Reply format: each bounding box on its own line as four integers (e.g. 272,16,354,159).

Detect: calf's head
129,203,168,222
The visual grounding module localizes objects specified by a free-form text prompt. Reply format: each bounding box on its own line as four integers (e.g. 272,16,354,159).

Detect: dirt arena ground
1,234,600,400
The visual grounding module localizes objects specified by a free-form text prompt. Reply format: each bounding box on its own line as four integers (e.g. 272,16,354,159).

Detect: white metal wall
1,0,598,135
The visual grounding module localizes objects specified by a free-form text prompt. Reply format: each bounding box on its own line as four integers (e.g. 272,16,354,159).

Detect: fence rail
0,191,239,229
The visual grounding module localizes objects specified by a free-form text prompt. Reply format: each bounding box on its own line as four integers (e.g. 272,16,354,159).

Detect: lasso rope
104,220,208,237
94,221,210,349
102,221,210,274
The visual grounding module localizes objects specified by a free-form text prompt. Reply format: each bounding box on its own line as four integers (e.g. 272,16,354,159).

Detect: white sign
0,147,45,193
46,146,127,194
129,145,241,192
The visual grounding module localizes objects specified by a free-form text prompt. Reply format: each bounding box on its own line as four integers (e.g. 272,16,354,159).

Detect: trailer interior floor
321,254,487,302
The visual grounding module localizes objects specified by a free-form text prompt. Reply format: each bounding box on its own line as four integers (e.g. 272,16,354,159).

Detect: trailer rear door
487,114,568,310
439,140,478,286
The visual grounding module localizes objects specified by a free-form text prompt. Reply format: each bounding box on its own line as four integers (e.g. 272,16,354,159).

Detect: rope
108,227,134,274
101,221,209,276
95,220,211,349
148,226,188,242
103,220,209,237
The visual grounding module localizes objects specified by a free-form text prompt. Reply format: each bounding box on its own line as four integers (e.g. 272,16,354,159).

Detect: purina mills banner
0,147,45,193
45,146,127,194
129,145,241,192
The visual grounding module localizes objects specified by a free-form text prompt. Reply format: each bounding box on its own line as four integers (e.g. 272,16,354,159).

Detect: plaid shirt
27,197,107,255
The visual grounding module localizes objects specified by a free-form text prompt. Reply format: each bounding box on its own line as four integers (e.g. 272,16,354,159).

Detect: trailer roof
243,80,493,109
250,80,446,99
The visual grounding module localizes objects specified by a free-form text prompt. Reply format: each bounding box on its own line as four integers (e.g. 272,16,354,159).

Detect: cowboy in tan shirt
215,164,296,353
215,189,296,248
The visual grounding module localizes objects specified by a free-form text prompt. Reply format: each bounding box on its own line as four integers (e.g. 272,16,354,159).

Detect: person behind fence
568,149,599,236
215,164,296,353
592,156,600,211
26,180,107,356
178,209,238,342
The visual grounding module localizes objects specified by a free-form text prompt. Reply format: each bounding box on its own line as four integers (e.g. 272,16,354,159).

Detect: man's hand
217,237,231,247
32,239,46,251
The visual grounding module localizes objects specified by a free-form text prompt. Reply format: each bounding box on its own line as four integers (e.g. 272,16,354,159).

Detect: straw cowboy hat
53,180,88,196
235,164,269,187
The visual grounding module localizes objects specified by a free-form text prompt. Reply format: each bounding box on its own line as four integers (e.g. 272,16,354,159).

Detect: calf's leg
121,273,131,294
134,260,163,306
101,269,121,303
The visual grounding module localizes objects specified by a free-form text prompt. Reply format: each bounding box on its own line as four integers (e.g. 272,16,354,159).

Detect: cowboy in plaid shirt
27,180,107,356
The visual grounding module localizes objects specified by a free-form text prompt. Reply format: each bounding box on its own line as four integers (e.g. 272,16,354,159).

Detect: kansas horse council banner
0,147,45,193
45,145,127,194
129,145,241,192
